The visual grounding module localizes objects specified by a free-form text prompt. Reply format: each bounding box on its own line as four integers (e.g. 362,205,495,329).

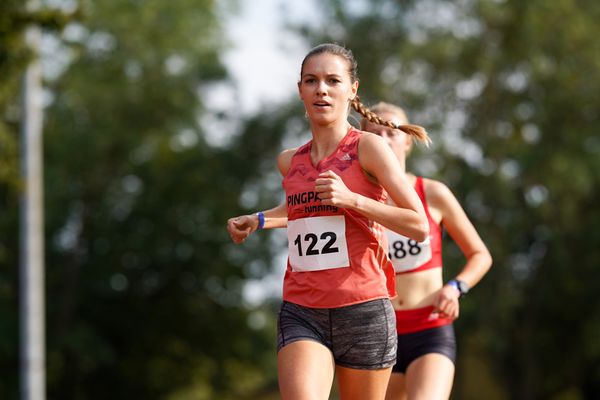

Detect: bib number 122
293,232,339,257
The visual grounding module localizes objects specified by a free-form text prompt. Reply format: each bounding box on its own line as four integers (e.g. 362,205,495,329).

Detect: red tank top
282,128,395,308
385,177,443,274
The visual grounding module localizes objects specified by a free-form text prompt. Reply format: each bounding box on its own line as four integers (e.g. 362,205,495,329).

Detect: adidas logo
340,153,351,161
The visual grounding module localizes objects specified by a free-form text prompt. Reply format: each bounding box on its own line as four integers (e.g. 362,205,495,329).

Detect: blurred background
1,0,599,399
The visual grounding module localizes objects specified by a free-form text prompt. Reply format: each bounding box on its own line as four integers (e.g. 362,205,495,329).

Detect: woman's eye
328,78,340,84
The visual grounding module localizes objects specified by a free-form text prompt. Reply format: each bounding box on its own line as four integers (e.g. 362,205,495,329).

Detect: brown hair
354,99,431,145
301,43,430,145
360,102,408,128
300,43,359,83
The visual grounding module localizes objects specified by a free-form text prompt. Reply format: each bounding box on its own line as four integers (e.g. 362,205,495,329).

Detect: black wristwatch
447,279,469,298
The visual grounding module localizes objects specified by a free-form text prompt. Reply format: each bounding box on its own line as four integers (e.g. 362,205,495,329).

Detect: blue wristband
447,280,460,292
256,212,265,230
447,279,468,298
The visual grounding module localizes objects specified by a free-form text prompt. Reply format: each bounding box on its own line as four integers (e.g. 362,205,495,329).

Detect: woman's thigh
336,365,393,400
278,340,335,400
405,353,455,400
385,373,407,400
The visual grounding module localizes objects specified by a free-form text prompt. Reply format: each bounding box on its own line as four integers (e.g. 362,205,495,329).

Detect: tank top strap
414,176,433,220
293,141,312,160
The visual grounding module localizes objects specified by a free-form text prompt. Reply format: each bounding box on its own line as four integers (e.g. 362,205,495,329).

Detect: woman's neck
310,121,352,162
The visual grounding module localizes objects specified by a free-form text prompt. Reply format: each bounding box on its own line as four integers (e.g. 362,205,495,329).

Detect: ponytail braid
351,96,431,146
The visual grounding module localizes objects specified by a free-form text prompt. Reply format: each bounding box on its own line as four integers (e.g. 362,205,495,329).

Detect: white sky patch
220,0,318,115
40,32,75,83
203,0,320,146
441,109,486,168
456,73,487,100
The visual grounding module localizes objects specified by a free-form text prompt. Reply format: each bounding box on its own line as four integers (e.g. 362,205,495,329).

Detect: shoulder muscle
277,148,297,177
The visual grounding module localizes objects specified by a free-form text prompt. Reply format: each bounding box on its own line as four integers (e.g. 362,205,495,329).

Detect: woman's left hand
315,170,356,208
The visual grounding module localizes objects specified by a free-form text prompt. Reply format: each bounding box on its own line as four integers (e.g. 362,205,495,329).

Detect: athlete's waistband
394,305,452,334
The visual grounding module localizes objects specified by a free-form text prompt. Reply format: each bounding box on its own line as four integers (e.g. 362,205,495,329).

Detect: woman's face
362,111,412,160
298,53,358,127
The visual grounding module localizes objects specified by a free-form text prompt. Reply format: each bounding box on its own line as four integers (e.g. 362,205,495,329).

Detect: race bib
287,216,350,272
386,230,432,273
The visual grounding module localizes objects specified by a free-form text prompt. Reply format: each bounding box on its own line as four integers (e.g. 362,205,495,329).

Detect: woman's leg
405,353,455,400
336,365,393,400
385,373,407,400
278,340,335,400
331,299,397,400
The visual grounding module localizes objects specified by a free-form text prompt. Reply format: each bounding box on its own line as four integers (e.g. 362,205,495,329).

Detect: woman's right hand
226,214,258,244
433,285,460,320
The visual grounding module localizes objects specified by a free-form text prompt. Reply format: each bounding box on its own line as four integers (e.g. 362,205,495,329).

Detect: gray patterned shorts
277,299,397,370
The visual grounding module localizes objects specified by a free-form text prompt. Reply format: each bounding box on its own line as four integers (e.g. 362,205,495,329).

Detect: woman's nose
316,80,327,95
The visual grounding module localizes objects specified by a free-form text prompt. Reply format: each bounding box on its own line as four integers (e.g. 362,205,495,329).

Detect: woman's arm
226,149,295,244
315,133,429,241
226,202,288,243
427,179,493,318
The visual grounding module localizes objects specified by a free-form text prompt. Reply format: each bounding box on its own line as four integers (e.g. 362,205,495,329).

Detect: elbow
484,249,493,270
478,248,493,273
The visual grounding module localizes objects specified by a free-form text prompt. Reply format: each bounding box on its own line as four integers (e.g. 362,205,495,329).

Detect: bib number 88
389,239,422,260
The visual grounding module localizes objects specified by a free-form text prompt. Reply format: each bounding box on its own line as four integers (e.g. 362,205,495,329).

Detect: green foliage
40,0,288,396
0,2,76,398
301,0,600,398
0,0,30,192
0,1,75,190
2,0,290,398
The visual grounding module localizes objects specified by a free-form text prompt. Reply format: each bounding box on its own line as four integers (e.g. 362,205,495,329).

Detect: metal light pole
20,1,46,398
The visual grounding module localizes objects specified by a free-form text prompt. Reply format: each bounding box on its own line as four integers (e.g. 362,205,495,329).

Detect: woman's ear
349,80,359,100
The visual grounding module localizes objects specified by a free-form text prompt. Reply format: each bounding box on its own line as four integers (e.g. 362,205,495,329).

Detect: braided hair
352,96,431,145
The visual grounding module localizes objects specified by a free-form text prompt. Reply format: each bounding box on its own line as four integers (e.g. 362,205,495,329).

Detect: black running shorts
392,324,456,374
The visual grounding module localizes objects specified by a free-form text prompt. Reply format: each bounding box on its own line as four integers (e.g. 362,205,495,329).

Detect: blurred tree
0,3,31,394
1,0,297,398
0,0,28,192
295,0,600,398
1,1,74,397
0,0,74,190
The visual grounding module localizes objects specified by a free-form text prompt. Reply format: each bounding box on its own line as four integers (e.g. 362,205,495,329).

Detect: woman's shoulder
356,130,389,154
356,129,382,143
421,177,460,212
277,147,300,176
278,147,299,158
421,178,454,202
